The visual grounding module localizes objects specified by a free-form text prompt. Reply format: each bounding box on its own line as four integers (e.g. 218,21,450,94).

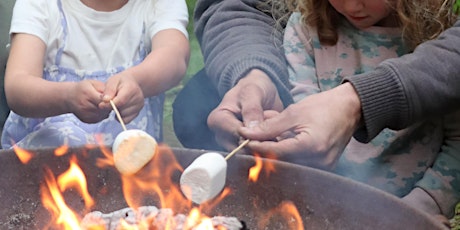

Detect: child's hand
70,80,111,123
100,73,145,124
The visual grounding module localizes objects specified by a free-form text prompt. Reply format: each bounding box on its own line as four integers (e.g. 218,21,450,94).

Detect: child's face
328,0,396,29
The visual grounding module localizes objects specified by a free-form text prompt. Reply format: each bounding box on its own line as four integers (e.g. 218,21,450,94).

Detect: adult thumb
239,113,292,141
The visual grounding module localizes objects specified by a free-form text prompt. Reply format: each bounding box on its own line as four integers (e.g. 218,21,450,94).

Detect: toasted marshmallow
112,129,157,175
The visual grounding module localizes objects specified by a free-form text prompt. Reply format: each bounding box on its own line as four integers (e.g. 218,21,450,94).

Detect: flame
118,219,140,230
248,154,263,182
185,208,214,229
259,201,304,230
41,167,83,230
95,144,114,168
14,145,94,228
200,187,232,212
119,145,191,212
37,142,303,229
57,155,95,209
13,145,35,164
41,152,95,229
248,154,276,182
94,135,114,168
39,143,235,229
54,145,69,156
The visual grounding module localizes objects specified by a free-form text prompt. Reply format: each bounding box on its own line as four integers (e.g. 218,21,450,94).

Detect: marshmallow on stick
109,100,158,175
180,152,227,204
112,129,158,175
180,140,250,204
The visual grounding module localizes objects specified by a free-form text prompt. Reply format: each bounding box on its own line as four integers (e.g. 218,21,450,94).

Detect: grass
162,0,203,147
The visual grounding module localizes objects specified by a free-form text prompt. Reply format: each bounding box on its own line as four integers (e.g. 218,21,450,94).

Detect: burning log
80,206,246,230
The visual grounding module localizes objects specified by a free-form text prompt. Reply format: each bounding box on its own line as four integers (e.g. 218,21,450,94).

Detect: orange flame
37,142,303,229
95,144,114,168
119,145,190,212
184,208,214,229
54,145,69,156
259,201,304,230
248,154,263,182
13,145,35,164
41,151,95,229
200,187,232,213
248,154,276,182
57,155,95,209
41,167,82,230
94,135,114,168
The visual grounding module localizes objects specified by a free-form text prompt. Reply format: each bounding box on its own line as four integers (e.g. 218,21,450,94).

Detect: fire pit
0,146,447,229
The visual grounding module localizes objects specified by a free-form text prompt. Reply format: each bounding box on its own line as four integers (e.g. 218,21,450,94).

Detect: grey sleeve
194,0,294,107
346,20,460,142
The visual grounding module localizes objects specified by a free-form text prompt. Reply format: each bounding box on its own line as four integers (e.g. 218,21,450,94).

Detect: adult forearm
346,20,460,142
194,0,294,107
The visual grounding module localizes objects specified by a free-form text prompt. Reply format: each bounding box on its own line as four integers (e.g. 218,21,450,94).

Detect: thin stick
110,100,127,131
225,139,250,160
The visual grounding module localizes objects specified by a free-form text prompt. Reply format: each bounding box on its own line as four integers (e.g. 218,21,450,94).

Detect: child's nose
343,0,365,15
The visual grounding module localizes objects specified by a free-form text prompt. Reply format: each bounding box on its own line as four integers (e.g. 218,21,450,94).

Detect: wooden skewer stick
225,139,250,160
110,100,127,131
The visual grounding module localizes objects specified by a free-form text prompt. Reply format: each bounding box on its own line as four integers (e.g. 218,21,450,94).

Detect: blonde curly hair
262,0,457,51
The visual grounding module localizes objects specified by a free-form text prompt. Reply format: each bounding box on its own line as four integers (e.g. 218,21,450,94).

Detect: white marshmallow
112,129,158,175
180,152,227,204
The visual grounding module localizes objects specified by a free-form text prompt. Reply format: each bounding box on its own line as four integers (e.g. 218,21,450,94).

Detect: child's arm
101,29,190,123
129,29,190,98
403,110,460,218
284,12,321,101
5,33,109,123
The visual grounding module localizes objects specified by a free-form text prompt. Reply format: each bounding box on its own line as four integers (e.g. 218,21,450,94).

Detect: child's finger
101,79,119,102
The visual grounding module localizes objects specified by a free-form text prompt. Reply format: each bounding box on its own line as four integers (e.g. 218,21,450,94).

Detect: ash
80,206,246,230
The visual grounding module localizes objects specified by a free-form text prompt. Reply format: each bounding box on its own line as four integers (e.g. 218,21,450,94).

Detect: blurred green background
163,0,203,147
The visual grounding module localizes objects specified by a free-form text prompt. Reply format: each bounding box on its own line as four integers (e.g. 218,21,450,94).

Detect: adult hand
70,80,111,123
239,83,362,170
100,73,145,124
207,69,284,151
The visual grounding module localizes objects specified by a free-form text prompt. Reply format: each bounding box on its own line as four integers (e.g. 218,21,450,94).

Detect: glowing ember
80,206,244,230
80,207,172,229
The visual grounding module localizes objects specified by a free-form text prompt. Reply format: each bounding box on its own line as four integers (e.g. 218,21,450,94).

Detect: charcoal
80,206,245,230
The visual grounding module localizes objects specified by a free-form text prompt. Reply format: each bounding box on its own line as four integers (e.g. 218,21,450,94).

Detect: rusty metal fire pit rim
0,146,447,230
176,147,447,228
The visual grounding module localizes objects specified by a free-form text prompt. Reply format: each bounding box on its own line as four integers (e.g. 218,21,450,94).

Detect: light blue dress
1,0,163,149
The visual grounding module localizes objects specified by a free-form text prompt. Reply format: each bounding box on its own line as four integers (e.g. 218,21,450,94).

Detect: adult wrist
338,82,362,132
